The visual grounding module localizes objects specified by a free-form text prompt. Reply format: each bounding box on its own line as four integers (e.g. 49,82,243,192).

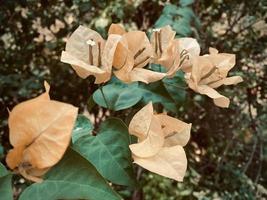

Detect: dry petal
156,114,191,147
6,82,78,182
112,28,166,83
61,25,122,84
129,103,190,181
186,52,243,108
128,102,153,140
129,116,164,158
133,145,187,182
108,23,126,35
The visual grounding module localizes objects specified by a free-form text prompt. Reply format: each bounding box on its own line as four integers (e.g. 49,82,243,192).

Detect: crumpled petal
61,51,109,83
208,76,243,88
150,26,176,62
6,82,78,182
108,23,126,35
156,114,191,147
133,145,187,181
129,102,154,140
129,116,164,158
179,37,201,73
185,52,243,108
123,31,153,68
179,37,200,58
129,103,190,181
127,68,166,84
61,25,123,84
112,29,166,83
196,85,230,108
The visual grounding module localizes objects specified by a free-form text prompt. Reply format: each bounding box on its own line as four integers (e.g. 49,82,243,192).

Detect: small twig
99,84,110,109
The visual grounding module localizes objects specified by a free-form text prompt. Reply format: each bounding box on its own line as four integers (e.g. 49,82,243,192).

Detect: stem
100,84,110,109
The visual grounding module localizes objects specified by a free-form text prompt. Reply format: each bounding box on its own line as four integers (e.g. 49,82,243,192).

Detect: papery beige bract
150,25,200,77
61,25,122,84
108,24,166,83
129,102,191,181
6,82,78,182
185,48,243,107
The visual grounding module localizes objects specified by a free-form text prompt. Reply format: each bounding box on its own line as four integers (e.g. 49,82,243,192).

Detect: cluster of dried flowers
6,24,243,183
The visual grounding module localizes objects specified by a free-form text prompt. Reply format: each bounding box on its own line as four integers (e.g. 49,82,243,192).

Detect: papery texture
129,102,191,181
6,82,78,182
61,25,121,83
185,49,243,107
133,145,187,181
109,24,166,83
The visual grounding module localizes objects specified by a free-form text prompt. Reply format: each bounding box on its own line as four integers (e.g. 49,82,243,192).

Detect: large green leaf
72,114,93,143
0,163,13,200
19,148,121,200
73,118,135,187
93,82,142,111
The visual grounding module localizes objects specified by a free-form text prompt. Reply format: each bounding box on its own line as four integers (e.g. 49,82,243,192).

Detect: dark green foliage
0,0,266,199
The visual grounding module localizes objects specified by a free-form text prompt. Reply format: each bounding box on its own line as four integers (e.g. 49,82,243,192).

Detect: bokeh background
0,0,266,199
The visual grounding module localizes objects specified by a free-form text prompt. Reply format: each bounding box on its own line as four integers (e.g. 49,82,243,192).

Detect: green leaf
93,82,142,111
173,19,192,36
0,163,13,200
73,118,135,187
180,0,195,7
72,115,93,143
19,148,121,200
163,71,187,104
155,15,173,28
138,82,177,112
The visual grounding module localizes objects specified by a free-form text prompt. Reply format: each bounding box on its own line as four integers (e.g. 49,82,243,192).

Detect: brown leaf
6,82,78,182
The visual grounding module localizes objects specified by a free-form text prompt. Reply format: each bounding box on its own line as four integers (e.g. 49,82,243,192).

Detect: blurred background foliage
0,0,266,199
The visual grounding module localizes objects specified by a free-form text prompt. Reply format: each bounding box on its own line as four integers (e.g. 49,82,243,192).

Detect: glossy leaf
72,114,93,143
93,82,142,111
19,148,121,200
73,118,135,187
0,163,13,200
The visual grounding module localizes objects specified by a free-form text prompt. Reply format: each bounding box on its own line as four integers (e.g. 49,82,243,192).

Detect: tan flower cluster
61,24,243,107
5,23,243,184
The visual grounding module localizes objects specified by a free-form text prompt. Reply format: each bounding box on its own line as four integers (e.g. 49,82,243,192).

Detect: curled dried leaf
6,82,78,182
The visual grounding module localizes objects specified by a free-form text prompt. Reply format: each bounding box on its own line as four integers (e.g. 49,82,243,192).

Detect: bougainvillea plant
1,24,243,199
